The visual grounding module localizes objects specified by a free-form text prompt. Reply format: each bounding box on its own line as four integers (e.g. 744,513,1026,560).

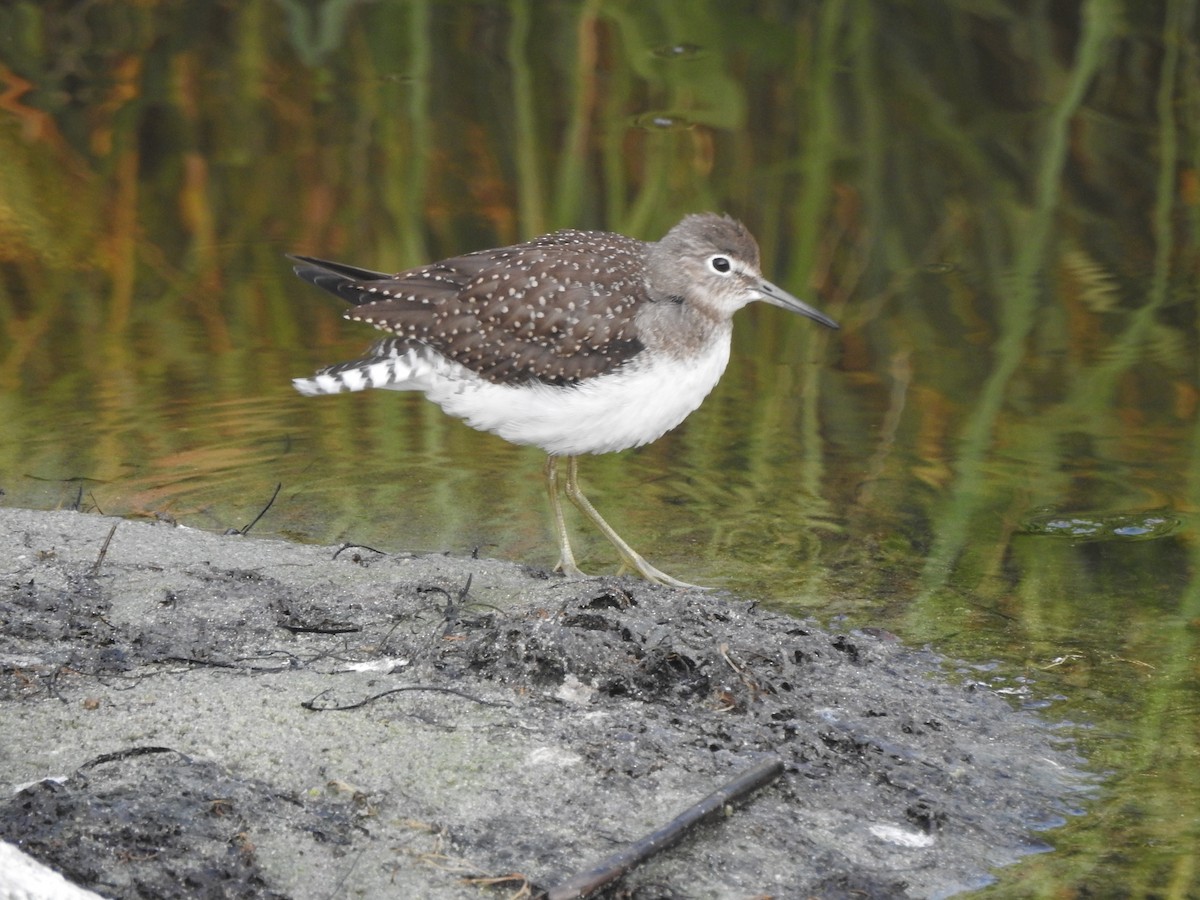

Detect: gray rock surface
0,508,1088,898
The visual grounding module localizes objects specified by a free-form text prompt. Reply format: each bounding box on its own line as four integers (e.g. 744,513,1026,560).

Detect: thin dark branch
228,483,281,536
89,521,120,576
332,543,386,560
278,622,362,634
78,746,179,771
301,685,510,712
543,757,785,900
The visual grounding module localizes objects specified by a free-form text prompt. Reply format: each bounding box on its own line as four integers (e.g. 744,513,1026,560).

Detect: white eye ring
708,254,733,275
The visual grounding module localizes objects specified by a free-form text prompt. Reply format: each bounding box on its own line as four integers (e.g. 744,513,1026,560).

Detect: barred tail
293,340,443,396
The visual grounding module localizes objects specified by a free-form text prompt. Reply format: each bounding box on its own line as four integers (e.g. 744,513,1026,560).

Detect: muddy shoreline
0,508,1087,898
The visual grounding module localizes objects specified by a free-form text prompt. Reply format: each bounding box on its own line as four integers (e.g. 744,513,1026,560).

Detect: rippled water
1,2,1197,895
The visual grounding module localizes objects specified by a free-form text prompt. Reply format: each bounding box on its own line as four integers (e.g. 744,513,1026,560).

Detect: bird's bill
757,278,840,330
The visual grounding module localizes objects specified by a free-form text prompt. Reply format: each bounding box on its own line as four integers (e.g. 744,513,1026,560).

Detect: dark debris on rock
0,509,1091,899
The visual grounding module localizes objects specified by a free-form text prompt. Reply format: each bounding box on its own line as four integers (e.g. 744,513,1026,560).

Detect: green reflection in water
1,0,1198,895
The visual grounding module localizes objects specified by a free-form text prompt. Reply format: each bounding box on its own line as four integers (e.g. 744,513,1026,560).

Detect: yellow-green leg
549,454,702,589
545,455,585,577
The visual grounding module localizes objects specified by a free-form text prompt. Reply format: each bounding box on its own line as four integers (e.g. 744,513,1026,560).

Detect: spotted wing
291,230,649,386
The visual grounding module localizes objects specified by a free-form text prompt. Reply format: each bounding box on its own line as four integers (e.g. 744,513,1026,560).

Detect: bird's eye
709,255,732,274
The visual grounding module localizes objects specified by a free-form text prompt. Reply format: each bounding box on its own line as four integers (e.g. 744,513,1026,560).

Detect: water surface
1,2,1197,895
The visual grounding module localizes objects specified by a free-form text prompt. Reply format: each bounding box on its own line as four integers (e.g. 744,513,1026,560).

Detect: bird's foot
554,558,590,579
556,556,705,590
617,555,709,591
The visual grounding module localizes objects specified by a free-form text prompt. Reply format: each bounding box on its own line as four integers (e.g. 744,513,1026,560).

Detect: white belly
435,339,730,454
295,335,733,455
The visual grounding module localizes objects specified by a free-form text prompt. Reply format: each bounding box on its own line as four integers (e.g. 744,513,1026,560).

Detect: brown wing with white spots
291,230,650,387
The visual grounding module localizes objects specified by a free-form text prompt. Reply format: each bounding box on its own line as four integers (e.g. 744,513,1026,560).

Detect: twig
301,685,510,712
332,542,387,561
78,746,179,771
228,483,281,535
89,521,119,576
543,757,785,900
278,621,361,634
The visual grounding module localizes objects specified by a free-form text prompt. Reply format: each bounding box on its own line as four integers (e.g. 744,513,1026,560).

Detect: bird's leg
545,456,586,577
562,456,704,590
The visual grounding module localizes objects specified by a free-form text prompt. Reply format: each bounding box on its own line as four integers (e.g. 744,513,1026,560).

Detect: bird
290,213,839,588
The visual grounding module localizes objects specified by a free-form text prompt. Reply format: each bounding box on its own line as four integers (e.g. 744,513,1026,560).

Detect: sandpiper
291,213,838,587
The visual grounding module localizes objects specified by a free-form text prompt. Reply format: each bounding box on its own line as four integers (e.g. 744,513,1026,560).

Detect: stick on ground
543,756,785,900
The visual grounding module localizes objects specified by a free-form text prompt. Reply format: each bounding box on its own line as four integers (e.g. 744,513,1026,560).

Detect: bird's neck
635,299,732,360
